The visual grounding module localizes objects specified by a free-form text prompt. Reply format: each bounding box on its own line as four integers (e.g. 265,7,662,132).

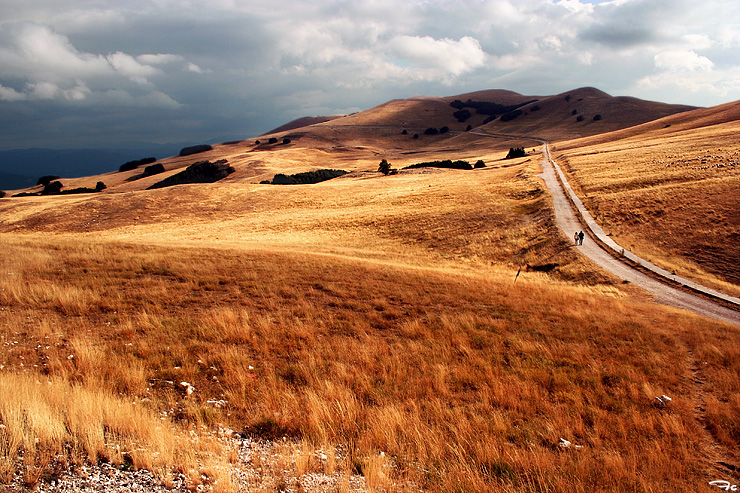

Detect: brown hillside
0,87,704,197
552,99,740,294
480,87,697,141
262,115,343,135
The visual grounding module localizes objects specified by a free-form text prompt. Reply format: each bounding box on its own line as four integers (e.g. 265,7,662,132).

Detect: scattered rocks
654,394,673,407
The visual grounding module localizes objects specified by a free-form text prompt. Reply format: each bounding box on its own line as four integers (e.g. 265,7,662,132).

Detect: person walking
574,232,579,245
578,231,584,245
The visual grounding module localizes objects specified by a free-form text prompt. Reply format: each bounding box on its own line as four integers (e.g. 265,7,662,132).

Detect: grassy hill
553,101,740,295
0,87,738,492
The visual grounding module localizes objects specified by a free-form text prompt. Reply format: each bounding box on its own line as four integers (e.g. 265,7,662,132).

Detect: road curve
537,143,740,326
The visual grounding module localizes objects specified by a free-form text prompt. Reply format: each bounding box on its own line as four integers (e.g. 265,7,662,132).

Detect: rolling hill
1,86,739,492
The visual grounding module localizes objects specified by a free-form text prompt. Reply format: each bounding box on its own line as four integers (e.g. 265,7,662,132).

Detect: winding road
537,142,740,326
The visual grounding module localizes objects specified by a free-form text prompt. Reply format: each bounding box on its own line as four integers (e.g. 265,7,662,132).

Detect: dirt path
536,142,740,326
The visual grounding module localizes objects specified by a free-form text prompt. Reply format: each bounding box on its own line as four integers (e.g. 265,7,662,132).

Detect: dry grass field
1,90,739,492
554,102,740,297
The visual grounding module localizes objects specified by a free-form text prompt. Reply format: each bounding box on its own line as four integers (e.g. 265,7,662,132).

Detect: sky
1,0,739,150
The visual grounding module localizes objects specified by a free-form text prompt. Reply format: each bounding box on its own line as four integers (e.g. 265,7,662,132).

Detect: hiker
578,231,584,245
574,232,579,245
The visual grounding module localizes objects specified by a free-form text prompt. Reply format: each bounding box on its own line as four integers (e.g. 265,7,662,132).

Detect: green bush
403,160,473,170
37,175,60,186
378,159,392,175
179,144,212,156
424,127,439,135
500,109,523,122
119,157,156,172
143,163,165,177
453,109,471,122
148,160,235,189
271,169,348,185
505,147,526,159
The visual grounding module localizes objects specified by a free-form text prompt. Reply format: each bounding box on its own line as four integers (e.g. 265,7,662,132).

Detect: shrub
143,163,165,177
147,160,235,189
453,109,472,122
450,99,465,109
179,144,213,157
41,181,63,195
500,109,523,122
259,180,271,184
96,181,107,191
424,127,439,135
271,169,348,185
593,114,602,121
119,157,156,173
466,125,472,131
401,129,408,135
571,109,578,115
282,138,292,145
378,159,392,175
268,137,278,144
577,115,585,122
483,116,495,124
439,126,449,134
565,95,572,102
474,160,486,168
0,191,6,198
37,175,60,186
255,140,261,145
505,147,526,159
413,134,419,139
403,160,473,170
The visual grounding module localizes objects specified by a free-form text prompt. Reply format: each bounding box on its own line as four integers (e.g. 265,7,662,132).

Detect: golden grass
554,119,740,296
1,133,738,492
1,235,738,491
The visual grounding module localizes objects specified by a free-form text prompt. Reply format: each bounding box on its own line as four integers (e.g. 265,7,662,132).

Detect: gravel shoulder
538,143,740,326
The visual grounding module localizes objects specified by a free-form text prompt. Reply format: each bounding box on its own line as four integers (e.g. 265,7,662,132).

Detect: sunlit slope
2,87,697,197
480,87,697,141
553,100,740,295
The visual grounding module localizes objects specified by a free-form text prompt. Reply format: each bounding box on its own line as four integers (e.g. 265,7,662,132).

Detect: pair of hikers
574,231,584,246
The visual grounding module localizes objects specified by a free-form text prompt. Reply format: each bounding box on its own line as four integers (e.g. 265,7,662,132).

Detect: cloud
654,50,714,72
1,0,740,150
0,21,194,107
388,35,487,76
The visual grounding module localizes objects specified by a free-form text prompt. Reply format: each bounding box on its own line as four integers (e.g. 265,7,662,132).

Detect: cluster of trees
505,147,527,159
256,137,292,145
423,126,449,136
179,144,213,157
403,159,485,170
13,180,106,197
266,169,348,185
147,160,234,189
119,157,157,173
450,98,537,122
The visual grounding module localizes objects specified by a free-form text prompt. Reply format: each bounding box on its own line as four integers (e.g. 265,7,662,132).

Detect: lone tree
378,159,392,175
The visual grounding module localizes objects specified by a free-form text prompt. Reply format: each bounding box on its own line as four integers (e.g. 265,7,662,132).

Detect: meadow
2,150,739,492
553,114,740,298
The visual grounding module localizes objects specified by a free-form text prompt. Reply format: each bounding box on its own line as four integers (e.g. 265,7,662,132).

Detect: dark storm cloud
0,0,739,151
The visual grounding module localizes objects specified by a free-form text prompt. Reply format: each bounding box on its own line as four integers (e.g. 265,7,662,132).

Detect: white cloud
0,22,193,106
137,53,184,65
388,35,487,76
0,85,26,102
106,51,160,84
654,50,714,72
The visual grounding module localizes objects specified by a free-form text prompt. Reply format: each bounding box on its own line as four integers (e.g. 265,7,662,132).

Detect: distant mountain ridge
0,143,192,191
